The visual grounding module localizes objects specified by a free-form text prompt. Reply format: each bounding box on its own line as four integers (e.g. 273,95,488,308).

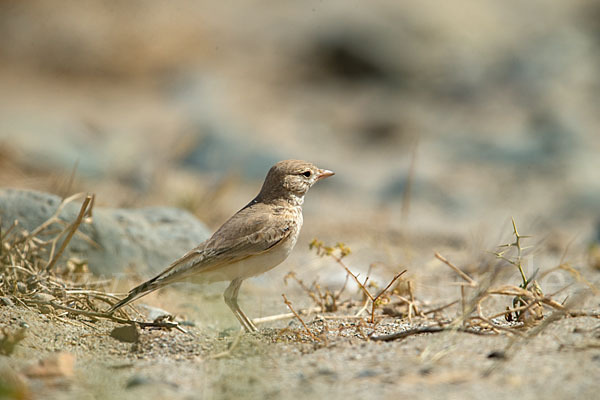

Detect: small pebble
317,368,337,377
0,297,14,307
126,375,152,389
487,350,506,359
357,369,379,378
110,325,140,343
419,366,433,375
16,282,27,293
218,328,237,338
39,305,53,314
32,293,55,302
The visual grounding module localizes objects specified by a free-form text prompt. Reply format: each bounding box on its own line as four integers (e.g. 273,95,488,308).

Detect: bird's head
258,159,334,204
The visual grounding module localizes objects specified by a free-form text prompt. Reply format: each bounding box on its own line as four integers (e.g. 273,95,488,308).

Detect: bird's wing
164,202,296,279
207,203,296,257
109,202,296,312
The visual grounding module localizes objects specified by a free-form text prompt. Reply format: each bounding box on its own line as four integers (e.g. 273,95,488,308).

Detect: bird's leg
224,279,248,331
224,278,258,332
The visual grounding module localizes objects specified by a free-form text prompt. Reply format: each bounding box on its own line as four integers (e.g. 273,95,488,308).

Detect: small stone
357,369,379,378
487,350,506,359
110,325,140,343
16,282,27,293
0,297,14,307
39,305,54,314
126,375,152,389
317,368,337,377
419,366,433,375
382,306,403,318
218,328,237,338
32,293,55,302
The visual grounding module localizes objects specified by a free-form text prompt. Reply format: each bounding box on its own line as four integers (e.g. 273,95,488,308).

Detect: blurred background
0,0,599,287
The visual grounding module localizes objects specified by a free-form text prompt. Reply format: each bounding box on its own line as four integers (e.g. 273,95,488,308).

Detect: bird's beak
316,169,335,181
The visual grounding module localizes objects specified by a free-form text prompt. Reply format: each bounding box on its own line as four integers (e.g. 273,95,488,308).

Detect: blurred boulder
0,189,210,276
381,176,462,213
179,130,280,180
306,32,394,85
449,111,577,172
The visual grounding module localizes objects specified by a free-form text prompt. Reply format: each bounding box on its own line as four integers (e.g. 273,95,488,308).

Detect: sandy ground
2,293,600,400
2,225,600,400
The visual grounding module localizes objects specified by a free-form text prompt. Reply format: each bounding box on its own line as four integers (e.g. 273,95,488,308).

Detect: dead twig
46,194,94,272
368,270,407,323
282,294,319,341
25,299,182,331
309,239,408,323
324,252,405,323
423,300,460,316
435,252,477,287
371,326,494,342
251,306,324,325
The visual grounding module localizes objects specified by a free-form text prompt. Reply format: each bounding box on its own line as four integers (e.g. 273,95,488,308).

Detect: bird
108,159,334,332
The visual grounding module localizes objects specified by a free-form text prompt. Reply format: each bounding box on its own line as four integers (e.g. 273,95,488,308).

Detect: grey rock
179,130,280,180
0,297,14,307
357,369,379,378
125,375,153,389
161,73,282,180
110,325,140,344
302,30,397,86
16,282,27,294
0,188,211,276
316,368,337,378
487,350,506,359
380,176,462,213
32,293,55,302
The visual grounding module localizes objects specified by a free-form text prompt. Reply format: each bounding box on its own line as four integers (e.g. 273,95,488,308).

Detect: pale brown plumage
109,159,334,332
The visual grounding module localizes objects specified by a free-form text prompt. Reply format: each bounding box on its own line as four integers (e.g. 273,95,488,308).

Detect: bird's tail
108,247,205,314
108,277,162,314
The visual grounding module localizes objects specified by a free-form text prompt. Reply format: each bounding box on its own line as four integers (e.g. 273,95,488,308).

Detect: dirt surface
2,294,600,400
2,197,600,400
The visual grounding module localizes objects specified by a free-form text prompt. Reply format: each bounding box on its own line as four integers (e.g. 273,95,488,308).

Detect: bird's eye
302,170,312,178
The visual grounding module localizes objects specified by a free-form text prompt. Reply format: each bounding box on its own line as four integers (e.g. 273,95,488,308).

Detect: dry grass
0,193,184,334
276,220,600,344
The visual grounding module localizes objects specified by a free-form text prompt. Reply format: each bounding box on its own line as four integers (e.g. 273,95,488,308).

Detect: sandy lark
109,159,334,332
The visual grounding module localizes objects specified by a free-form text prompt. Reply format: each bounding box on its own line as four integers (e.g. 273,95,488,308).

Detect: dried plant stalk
282,294,319,341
